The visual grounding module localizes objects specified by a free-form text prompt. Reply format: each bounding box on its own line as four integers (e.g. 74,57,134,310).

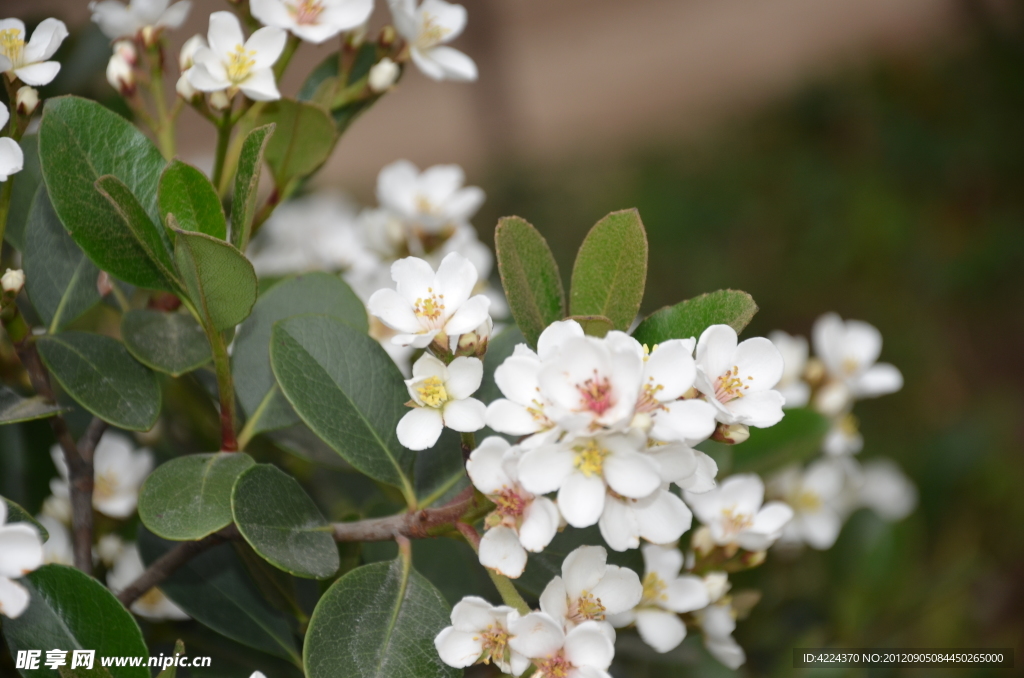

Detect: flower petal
536,319,584,361
434,627,483,668
368,288,423,333
0,138,25,181
519,497,560,552
635,608,686,653
0,524,44,579
508,611,564,659
435,251,477,309
466,436,513,494
604,451,661,499
590,564,642,614
441,398,485,432
733,337,784,391
485,399,542,435
561,545,607,597
246,26,287,70
635,490,692,545
725,389,785,428
207,11,245,59
443,295,490,336
644,340,697,400
518,445,574,495
599,496,638,552
564,621,615,670
396,407,443,451
557,473,606,528
651,399,717,444
239,68,281,101
695,324,738,383
851,363,903,398
14,62,61,87
0,576,30,619
479,526,527,578
157,0,192,29
663,575,710,613
25,18,68,63
444,357,483,399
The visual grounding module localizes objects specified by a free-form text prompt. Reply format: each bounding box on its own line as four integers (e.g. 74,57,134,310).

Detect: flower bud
691,525,715,556
106,53,135,96
179,34,206,71
740,549,766,568
114,39,138,66
711,422,749,445
703,572,730,603
16,86,39,116
454,317,492,358
347,23,368,49
368,57,400,93
175,73,197,100
96,534,126,567
141,25,158,48
379,25,397,48
209,90,231,111
96,271,114,297
1,268,25,294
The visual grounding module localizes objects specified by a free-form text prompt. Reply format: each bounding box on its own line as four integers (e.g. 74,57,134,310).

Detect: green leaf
495,216,566,348
39,96,168,290
159,160,227,240
298,47,392,132
138,529,301,663
566,314,614,337
269,314,415,500
304,559,458,678
0,387,64,426
702,408,831,475
139,452,255,541
234,273,368,437
121,309,212,377
94,174,178,288
569,208,648,330
631,289,759,346
173,228,258,332
2,495,49,540
255,100,336,191
23,187,101,332
5,135,43,250
231,464,339,579
154,640,185,678
1,564,149,678
36,332,161,431
231,124,274,252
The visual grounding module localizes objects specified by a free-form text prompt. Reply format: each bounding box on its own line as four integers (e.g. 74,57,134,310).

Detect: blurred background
3,0,1024,676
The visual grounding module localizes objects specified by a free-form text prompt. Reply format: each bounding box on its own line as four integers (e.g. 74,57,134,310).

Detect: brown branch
78,417,109,462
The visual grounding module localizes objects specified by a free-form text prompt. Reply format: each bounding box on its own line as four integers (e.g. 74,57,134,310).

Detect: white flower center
567,590,606,623
0,28,25,67
226,44,257,84
576,370,615,416
413,287,446,328
714,365,752,403
572,439,608,477
287,0,326,25
415,376,449,408
536,652,573,678
789,489,822,513
641,572,669,606
416,14,451,50
719,506,753,536
94,471,119,504
492,487,527,519
473,624,512,666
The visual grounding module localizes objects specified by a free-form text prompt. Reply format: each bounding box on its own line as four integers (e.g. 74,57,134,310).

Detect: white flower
684,474,793,551
389,0,477,81
538,545,642,638
599,484,692,553
769,460,846,550
2,267,25,293
175,73,196,100
698,602,746,669
0,500,44,619
466,437,560,578
50,432,154,519
106,53,135,95
89,0,191,40
36,516,73,566
178,34,206,70
822,413,863,456
857,458,917,521
519,433,661,528
187,12,286,101
645,442,719,493
508,613,614,678
434,596,530,675
608,544,709,653
0,18,68,86
107,544,189,620
768,330,810,408
367,252,491,350
376,160,485,234
96,533,126,567
397,353,485,450
812,313,903,415
694,324,786,428
251,0,373,44
369,56,400,92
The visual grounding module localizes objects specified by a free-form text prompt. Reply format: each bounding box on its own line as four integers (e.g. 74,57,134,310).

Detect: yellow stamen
413,287,446,325
226,44,257,83
568,591,606,623
0,28,25,66
573,439,608,478
714,365,752,403
641,572,669,605
288,0,325,24
720,506,753,536
416,14,451,50
416,376,448,408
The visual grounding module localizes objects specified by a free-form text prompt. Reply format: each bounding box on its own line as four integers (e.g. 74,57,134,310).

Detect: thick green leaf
154,640,185,678
255,100,336,191
173,228,258,332
23,187,100,332
702,408,831,475
139,452,255,540
138,529,301,663
38,96,168,290
0,387,64,426
5,135,43,250
231,124,274,252
567,314,614,337
121,309,212,377
36,332,161,431
1,564,149,678
270,314,414,499
631,289,759,346
569,208,648,330
94,174,178,288
159,160,227,240
234,273,368,437
2,495,49,540
495,216,566,348
231,464,339,579
304,559,458,678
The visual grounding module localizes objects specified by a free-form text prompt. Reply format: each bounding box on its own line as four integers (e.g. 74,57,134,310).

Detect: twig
78,417,109,462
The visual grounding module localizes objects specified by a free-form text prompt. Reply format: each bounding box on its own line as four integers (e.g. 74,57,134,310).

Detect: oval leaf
232,464,339,579
256,100,336,191
569,208,648,330
121,309,212,377
2,495,49,540
138,529,301,663
234,273,368,437
139,452,255,540
173,228,258,331
4,135,43,250
159,160,227,240
231,124,274,252
36,332,161,431
304,559,458,678
495,216,565,348
566,314,614,338
631,289,759,347
1,564,149,678
39,96,168,290
0,387,64,426
24,187,101,332
269,314,414,499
